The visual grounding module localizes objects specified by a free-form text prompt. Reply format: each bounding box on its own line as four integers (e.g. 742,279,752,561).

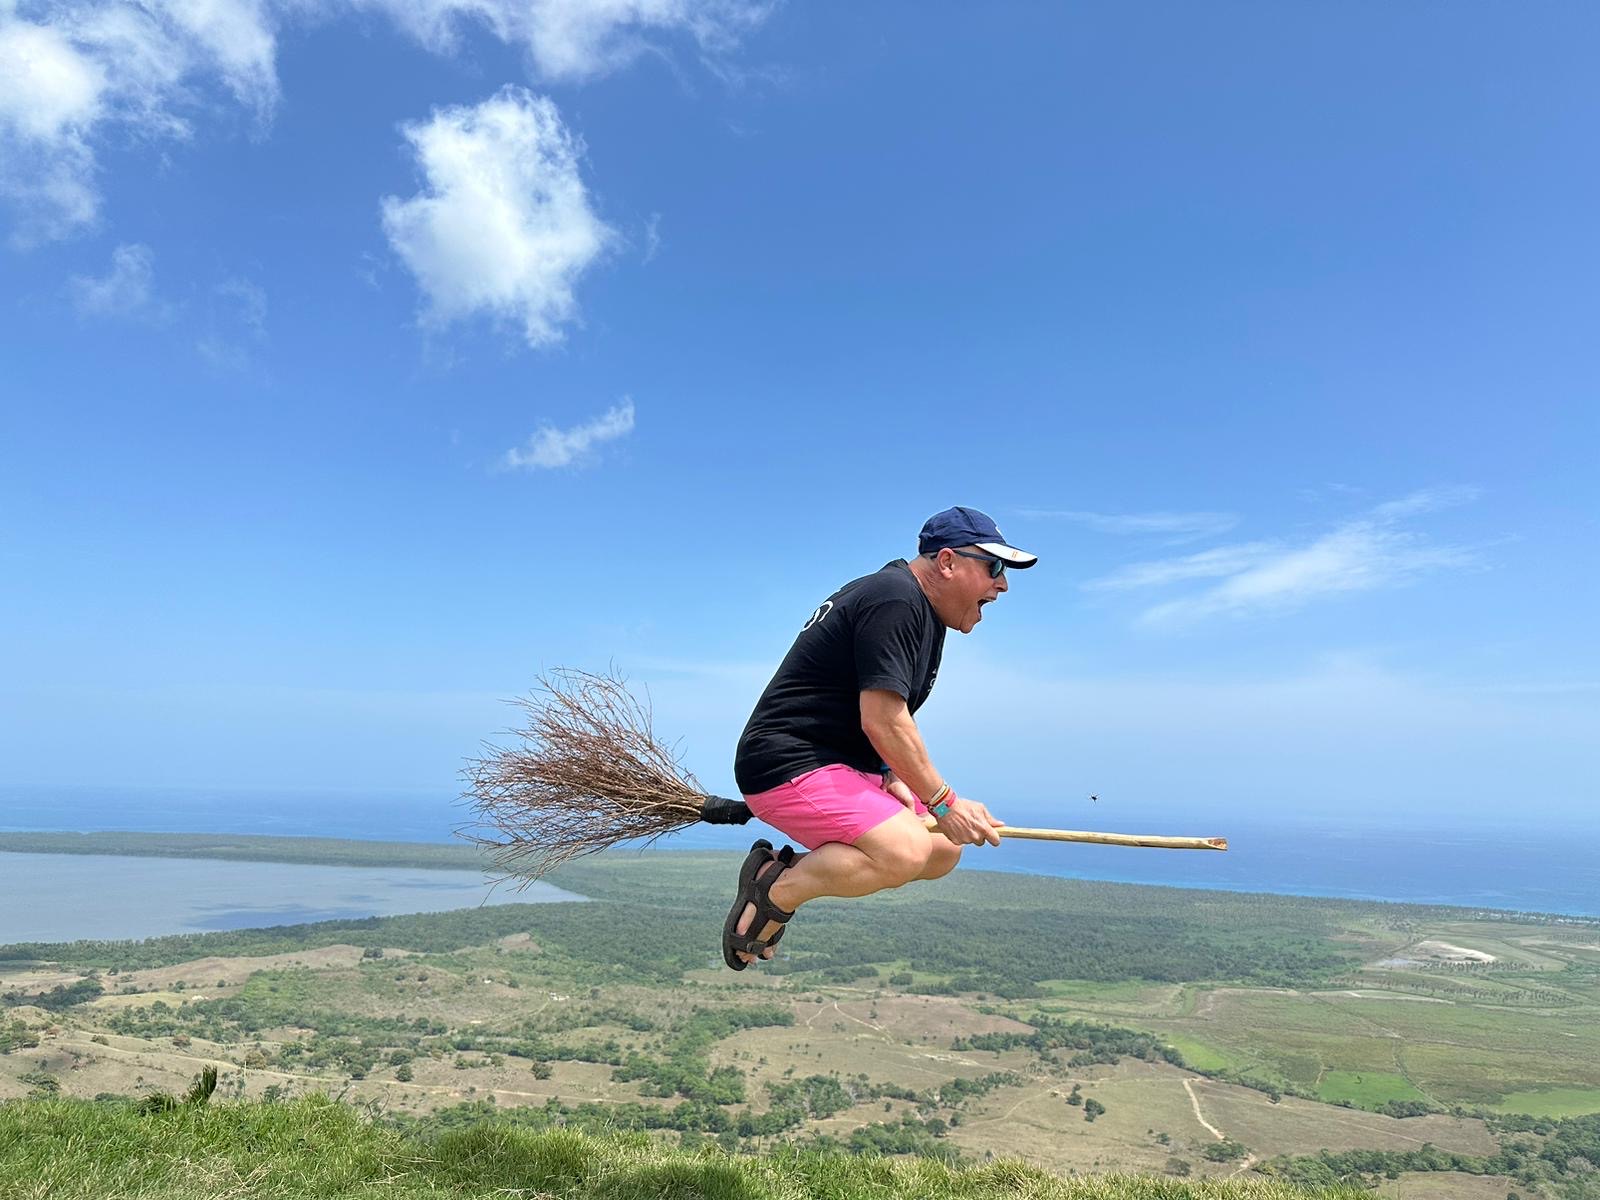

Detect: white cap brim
975,541,1038,568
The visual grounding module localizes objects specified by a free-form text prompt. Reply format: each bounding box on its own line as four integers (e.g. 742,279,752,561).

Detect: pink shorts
742,763,928,850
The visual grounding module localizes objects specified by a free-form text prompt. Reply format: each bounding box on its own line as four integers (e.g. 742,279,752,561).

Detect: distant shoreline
0,830,482,871
2,828,1598,925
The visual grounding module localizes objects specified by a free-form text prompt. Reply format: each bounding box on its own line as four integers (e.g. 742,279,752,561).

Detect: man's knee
920,838,961,881
865,829,933,888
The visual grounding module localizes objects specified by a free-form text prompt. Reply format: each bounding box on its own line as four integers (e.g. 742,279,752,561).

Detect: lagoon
0,853,580,945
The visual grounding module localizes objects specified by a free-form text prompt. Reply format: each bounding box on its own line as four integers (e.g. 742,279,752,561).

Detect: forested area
405,1065,1021,1149
1263,1113,1600,1197
954,1016,1182,1068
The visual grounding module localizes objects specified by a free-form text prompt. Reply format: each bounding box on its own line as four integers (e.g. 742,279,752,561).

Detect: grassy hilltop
1,1095,1365,1200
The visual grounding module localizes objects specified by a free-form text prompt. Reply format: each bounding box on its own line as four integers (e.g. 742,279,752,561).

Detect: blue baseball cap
918,506,1038,568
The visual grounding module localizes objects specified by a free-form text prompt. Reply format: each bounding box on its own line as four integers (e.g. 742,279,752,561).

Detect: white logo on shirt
801,601,834,631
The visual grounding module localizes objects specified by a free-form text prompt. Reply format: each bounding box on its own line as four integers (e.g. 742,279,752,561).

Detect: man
723,506,1038,969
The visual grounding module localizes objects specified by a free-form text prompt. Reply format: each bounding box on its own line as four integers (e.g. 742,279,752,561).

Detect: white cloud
1021,509,1239,540
67,240,160,315
0,15,106,242
361,0,770,83
1136,524,1477,628
381,87,612,347
0,0,278,243
163,0,278,114
1080,490,1483,628
2,0,767,246
503,397,635,470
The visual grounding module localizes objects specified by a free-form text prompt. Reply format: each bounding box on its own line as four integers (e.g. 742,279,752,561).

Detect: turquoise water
0,852,580,944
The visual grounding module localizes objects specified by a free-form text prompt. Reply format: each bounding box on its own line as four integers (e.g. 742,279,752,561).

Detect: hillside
0,1095,1367,1199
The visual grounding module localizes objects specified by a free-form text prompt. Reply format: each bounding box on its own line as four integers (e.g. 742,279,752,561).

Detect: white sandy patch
1412,940,1496,963
1325,989,1452,1003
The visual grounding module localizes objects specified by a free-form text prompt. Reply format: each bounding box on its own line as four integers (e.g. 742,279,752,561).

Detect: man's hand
934,793,1004,847
883,775,920,812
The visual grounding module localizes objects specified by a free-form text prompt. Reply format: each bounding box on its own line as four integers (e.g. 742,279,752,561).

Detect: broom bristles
461,669,713,882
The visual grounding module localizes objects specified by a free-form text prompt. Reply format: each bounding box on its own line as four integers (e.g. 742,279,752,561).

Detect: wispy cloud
641,212,663,263
197,276,268,369
1369,484,1481,521
67,241,164,318
503,398,636,471
381,88,612,347
1084,542,1280,591
1080,489,1482,628
0,1,278,244
361,0,772,84
1021,508,1239,541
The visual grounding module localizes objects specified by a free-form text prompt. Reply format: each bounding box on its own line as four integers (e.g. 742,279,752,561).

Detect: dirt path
830,1000,885,1033
964,1086,1054,1128
1183,1077,1227,1140
1183,1077,1258,1176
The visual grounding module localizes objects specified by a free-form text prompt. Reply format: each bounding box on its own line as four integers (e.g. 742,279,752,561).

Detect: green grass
0,1096,1370,1199
1034,980,1154,1002
1161,1035,1238,1074
1492,1087,1600,1117
1314,1071,1429,1108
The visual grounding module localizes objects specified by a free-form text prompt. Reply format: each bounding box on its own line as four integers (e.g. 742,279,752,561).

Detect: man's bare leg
733,810,961,964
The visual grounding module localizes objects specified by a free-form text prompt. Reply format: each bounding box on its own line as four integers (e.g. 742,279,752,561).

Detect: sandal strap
752,858,795,921
727,859,795,953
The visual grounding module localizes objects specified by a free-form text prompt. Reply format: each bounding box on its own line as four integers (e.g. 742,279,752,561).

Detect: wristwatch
926,783,952,819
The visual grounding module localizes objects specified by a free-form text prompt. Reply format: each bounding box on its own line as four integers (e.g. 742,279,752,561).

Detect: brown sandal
721,841,796,970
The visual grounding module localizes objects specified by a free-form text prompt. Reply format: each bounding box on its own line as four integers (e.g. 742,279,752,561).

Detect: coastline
2,827,1598,925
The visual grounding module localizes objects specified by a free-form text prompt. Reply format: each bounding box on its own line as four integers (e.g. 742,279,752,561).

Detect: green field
1492,1087,1600,1117
1314,1070,1429,1107
1036,979,1156,1002
1161,1034,1238,1074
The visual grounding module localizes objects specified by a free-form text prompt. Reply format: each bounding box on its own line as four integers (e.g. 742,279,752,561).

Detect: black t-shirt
734,560,946,795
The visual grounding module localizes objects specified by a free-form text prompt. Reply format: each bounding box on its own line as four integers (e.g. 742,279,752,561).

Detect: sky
1,1,1595,837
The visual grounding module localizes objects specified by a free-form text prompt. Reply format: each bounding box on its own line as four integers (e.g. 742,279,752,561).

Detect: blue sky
2,1,1595,835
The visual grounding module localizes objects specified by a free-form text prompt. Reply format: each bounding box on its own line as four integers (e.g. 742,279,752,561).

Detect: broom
462,669,1227,882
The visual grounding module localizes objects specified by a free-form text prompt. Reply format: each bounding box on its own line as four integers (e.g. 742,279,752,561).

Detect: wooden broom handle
923,818,1227,851
1000,827,1226,851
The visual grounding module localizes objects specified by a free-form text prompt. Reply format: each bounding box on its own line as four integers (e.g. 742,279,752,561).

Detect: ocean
2,785,1596,919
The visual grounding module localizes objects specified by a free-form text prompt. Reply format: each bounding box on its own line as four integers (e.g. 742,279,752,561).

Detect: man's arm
859,689,1003,847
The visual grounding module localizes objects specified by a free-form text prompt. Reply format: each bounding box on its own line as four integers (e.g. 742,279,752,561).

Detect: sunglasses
949,548,1007,578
